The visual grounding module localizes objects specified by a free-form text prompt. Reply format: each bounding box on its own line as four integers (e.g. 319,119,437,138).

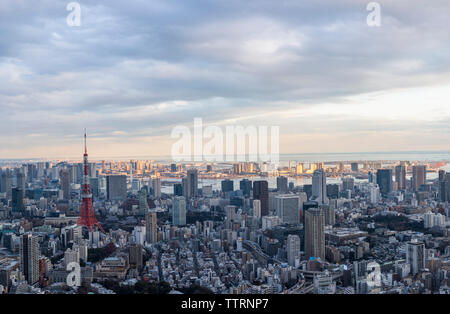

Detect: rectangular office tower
376,169,393,197
20,233,40,285
395,165,406,190
275,194,301,225
106,175,127,200
304,208,325,260
406,240,425,275
172,196,186,226
253,180,269,216
312,170,328,205
145,211,158,244
412,165,427,192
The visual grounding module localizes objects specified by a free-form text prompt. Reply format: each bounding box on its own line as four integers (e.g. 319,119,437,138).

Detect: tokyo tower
77,130,104,232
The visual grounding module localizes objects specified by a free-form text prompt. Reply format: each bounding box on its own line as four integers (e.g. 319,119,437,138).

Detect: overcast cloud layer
1,0,450,158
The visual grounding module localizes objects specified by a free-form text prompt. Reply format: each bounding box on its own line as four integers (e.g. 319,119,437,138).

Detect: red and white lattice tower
77,130,104,232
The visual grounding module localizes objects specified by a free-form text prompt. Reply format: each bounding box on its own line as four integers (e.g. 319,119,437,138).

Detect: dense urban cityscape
0,135,449,295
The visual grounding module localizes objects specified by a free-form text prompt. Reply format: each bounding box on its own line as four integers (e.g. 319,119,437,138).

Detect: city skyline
1,0,450,158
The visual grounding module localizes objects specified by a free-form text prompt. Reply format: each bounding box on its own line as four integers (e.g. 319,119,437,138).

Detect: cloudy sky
1,0,450,159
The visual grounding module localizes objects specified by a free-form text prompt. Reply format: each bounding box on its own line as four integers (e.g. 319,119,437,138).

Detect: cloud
0,0,450,158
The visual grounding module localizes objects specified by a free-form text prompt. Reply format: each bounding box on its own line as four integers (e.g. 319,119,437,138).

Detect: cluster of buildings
0,157,449,294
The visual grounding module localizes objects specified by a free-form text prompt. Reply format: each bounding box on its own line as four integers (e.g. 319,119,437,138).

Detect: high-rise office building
351,162,359,172
395,165,406,190
276,176,288,193
221,179,234,193
239,179,252,197
184,169,198,198
304,208,325,260
253,199,261,218
152,177,161,198
412,165,426,192
173,183,183,196
139,188,150,215
172,196,186,226
1,171,12,199
253,181,269,216
406,240,425,275
12,188,24,212
275,194,300,225
106,175,127,200
376,169,393,197
20,233,40,285
129,244,143,270
145,211,158,244
287,234,301,267
312,170,328,205
341,176,354,193
60,168,71,200
16,171,26,198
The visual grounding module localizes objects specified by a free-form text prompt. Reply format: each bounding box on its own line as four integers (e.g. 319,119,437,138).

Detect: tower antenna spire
84,128,87,154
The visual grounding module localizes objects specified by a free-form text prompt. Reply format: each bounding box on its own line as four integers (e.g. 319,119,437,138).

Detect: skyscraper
406,240,425,275
139,188,149,215
253,180,269,216
351,162,359,172
152,177,161,198
276,176,288,193
185,169,198,198
312,170,328,205
275,194,300,225
239,179,252,197
145,211,157,244
12,187,24,212
412,165,426,192
106,175,127,200
395,165,406,190
253,199,261,218
172,196,186,226
376,169,393,197
20,233,39,285
305,208,325,260
221,179,234,193
287,234,301,267
60,168,71,200
1,171,12,199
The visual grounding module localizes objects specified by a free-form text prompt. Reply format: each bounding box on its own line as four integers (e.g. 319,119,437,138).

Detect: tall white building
253,199,261,218
287,234,301,267
406,240,425,275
